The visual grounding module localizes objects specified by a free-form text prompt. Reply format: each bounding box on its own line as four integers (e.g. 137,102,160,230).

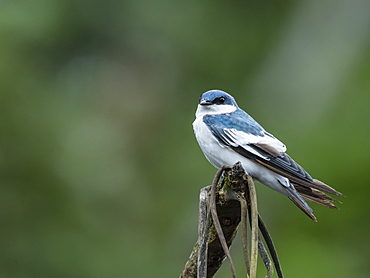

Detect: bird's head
196,90,238,116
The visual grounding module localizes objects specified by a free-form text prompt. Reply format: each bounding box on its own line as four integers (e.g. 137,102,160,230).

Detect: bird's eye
213,97,226,105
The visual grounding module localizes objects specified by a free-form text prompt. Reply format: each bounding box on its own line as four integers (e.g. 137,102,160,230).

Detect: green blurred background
1,1,369,277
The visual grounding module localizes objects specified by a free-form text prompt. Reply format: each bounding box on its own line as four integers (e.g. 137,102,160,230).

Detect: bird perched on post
192,89,343,221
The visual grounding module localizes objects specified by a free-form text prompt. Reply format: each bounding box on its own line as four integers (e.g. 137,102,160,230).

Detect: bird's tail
293,183,341,210
286,184,317,222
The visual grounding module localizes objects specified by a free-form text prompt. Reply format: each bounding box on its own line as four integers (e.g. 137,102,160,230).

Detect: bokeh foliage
1,1,369,277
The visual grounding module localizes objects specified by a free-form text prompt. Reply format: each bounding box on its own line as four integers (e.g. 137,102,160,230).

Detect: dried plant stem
197,187,210,278
239,196,250,278
210,166,237,278
258,215,284,278
247,176,259,278
257,236,274,278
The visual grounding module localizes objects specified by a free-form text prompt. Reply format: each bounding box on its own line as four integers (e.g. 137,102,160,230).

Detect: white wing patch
223,128,286,159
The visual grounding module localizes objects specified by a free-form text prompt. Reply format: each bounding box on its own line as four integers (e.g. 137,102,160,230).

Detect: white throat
195,104,237,117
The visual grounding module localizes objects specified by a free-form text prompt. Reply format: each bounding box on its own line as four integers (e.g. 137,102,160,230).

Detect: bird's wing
203,113,343,196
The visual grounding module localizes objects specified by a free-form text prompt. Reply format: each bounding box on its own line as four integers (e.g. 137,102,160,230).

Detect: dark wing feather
230,144,344,197
248,144,313,182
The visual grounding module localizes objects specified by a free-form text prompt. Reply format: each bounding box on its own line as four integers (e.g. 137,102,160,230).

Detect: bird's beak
200,99,212,106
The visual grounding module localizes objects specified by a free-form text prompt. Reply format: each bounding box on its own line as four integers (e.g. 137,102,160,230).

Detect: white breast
193,114,245,169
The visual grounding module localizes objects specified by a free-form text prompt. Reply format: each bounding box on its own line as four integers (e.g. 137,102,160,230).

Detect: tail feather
311,179,345,197
287,196,317,222
294,183,341,210
285,185,317,222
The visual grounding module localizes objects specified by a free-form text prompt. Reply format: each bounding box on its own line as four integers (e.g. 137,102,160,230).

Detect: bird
192,89,344,221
